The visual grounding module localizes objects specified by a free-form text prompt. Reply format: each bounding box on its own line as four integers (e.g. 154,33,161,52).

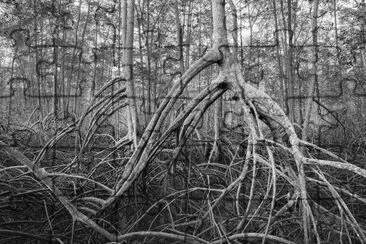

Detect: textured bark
361,0,366,73
302,0,319,144
272,0,287,112
209,0,229,163
286,0,296,123
123,0,140,147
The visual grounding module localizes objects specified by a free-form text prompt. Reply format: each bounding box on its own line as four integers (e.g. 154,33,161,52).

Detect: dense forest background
1,0,366,243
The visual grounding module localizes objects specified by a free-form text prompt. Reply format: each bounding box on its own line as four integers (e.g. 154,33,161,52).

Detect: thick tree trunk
209,0,229,163
123,0,140,147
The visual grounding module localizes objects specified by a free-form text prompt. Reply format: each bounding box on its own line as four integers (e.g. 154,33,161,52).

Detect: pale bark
145,0,153,120
333,0,340,62
209,0,229,163
228,0,238,58
185,0,193,70
286,0,296,123
121,0,127,46
302,0,319,143
272,0,287,111
174,0,185,74
123,0,139,147
361,0,366,73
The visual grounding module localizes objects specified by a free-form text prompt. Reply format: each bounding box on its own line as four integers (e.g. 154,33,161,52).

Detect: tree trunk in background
174,1,185,74
272,0,287,111
61,17,66,115
359,0,366,119
361,0,366,73
123,0,139,146
174,0,192,146
333,0,340,63
286,0,296,123
279,0,290,117
121,0,127,48
302,0,319,144
52,24,59,121
68,0,82,112
145,0,153,121
185,0,192,70
33,0,43,120
136,0,146,125
174,0,187,111
209,0,228,163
